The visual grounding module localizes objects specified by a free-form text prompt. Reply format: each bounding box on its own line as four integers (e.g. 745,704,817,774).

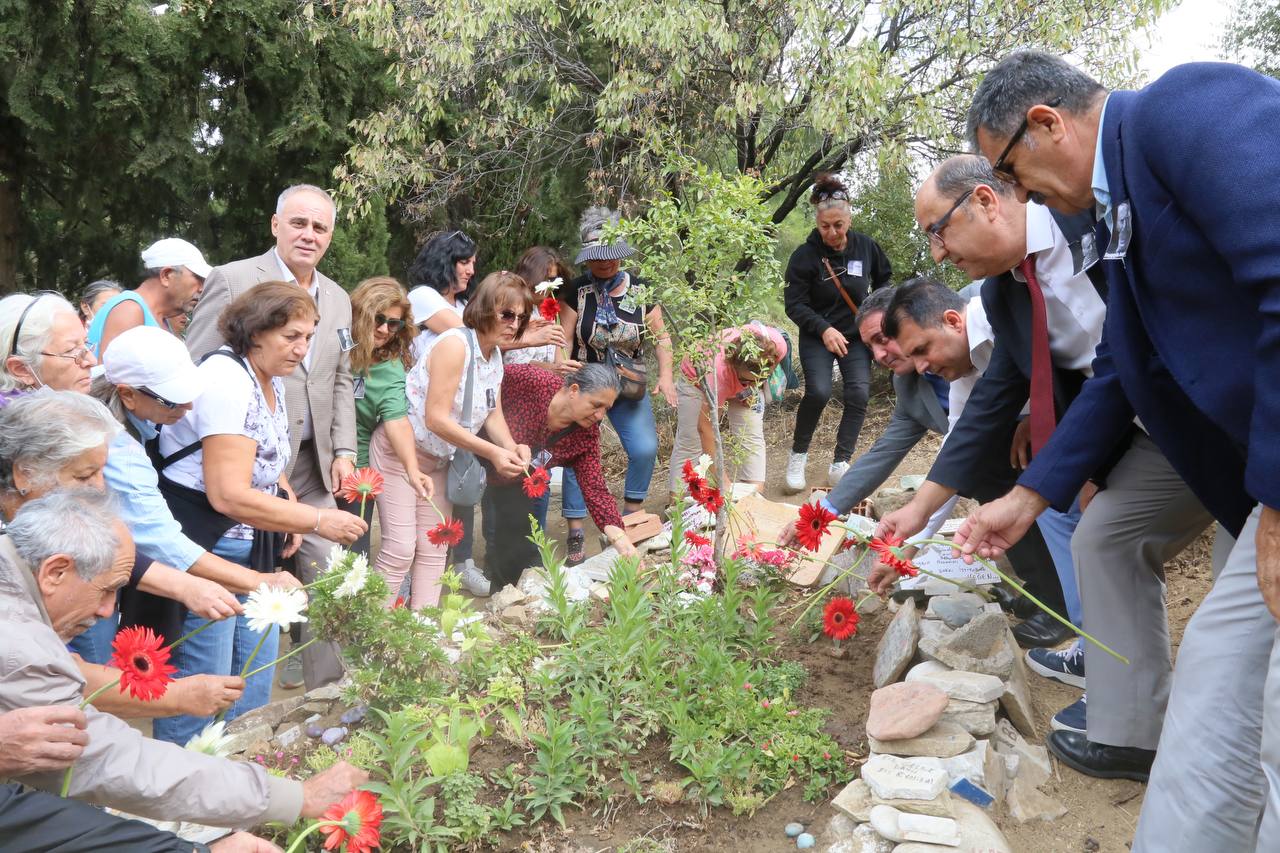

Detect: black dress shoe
1011,611,1075,648
991,585,1038,620
1047,731,1155,781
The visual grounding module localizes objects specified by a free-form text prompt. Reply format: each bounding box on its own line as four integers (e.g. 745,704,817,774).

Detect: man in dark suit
186,184,361,692
957,52,1278,850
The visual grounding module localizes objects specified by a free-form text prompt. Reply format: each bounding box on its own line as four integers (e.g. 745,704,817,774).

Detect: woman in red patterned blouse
483,362,637,589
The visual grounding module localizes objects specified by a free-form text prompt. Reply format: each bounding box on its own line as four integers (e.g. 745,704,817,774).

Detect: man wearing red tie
875,155,1209,783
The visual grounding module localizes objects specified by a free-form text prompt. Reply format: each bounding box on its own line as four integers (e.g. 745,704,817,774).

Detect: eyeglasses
925,189,975,247
39,345,95,366
498,310,527,325
8,291,61,359
991,97,1063,183
374,314,405,332
136,386,180,409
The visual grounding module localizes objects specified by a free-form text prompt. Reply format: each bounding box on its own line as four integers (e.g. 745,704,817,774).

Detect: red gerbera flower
319,789,383,853
696,486,725,514
681,459,700,487
337,468,384,503
822,596,860,641
538,296,560,322
870,533,918,577
426,518,465,547
794,502,837,551
108,626,176,702
684,530,711,547
522,466,551,498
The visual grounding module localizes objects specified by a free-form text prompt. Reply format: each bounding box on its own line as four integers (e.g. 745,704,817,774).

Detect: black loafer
1047,731,1155,781
991,585,1038,620
1012,611,1076,648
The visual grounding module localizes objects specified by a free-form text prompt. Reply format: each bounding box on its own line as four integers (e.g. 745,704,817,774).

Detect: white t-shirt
406,327,504,459
408,286,466,362
159,348,292,539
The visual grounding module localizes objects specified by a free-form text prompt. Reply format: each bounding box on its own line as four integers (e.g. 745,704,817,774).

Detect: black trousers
0,783,207,852
792,332,873,462
481,481,542,592
970,467,1068,615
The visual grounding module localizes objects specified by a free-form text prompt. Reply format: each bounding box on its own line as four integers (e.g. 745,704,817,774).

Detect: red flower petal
794,502,837,552
696,486,724,514
684,531,711,547
870,535,918,577
337,468,384,503
319,789,383,853
822,596,860,641
108,626,176,702
522,466,551,498
426,518,465,547
538,296,560,322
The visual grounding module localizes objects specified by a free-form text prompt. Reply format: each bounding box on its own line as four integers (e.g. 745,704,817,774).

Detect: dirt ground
276,382,1218,852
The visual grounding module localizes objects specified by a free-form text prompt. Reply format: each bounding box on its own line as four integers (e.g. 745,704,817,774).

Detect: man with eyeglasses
87,238,211,359
185,184,357,692
951,51,1280,850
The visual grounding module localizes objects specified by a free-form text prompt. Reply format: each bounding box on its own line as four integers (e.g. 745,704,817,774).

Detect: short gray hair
276,184,337,221
966,50,1107,149
0,292,79,392
856,285,897,327
932,155,1015,201
0,390,120,493
9,488,121,581
563,362,621,396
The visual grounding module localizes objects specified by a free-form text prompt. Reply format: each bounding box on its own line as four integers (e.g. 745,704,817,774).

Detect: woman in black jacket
783,173,892,492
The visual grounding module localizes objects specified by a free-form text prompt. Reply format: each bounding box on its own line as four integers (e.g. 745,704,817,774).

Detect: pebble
320,726,347,746
785,822,804,838
795,832,815,849
305,723,325,738
339,705,367,725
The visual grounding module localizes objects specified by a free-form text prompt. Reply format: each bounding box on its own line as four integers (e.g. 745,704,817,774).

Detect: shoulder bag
447,329,488,506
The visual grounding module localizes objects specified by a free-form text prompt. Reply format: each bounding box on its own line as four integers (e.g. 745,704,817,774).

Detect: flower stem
242,637,317,680
168,617,219,649
283,819,340,853
214,628,273,723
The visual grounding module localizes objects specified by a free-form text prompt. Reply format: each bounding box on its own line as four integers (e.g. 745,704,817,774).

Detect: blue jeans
67,607,118,665
151,536,279,745
562,392,657,519
1035,501,1084,626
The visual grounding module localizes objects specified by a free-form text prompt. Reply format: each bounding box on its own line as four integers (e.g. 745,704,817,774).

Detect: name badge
352,376,366,400
618,294,638,314
485,387,497,410
1104,201,1132,261
1071,231,1100,275
336,327,356,352
847,260,863,277
533,449,553,468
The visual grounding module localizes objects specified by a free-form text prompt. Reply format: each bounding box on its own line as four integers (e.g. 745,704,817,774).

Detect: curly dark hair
407,230,478,295
218,281,319,356
809,172,851,211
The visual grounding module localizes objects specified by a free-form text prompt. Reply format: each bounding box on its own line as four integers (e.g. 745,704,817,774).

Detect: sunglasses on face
374,314,405,332
137,386,180,409
498,310,527,325
925,188,976,247
991,96,1063,183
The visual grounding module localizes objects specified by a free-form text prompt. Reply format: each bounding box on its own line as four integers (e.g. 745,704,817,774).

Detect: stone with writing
860,754,948,801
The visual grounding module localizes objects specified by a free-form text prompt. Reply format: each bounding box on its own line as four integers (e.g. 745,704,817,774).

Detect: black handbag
604,346,648,401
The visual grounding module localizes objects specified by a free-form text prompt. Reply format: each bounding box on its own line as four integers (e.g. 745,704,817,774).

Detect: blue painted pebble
321,726,347,746
796,832,815,849
784,823,804,838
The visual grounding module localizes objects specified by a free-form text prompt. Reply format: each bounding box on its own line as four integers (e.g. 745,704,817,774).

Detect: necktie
1019,256,1055,454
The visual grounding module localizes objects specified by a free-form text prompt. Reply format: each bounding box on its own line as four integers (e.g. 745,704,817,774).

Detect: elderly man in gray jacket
0,488,364,832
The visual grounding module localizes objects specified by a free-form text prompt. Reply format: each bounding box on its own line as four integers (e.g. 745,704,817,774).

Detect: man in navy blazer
958,51,1279,851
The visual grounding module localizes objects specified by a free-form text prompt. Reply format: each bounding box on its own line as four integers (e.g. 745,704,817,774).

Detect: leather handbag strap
821,257,860,315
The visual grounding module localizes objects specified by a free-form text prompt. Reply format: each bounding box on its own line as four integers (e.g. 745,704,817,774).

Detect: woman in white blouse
406,229,476,362
390,272,532,608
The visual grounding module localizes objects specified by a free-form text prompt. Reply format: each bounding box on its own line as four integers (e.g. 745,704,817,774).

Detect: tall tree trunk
0,119,21,294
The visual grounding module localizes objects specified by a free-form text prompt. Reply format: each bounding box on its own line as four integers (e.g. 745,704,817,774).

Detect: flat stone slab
919,633,1014,679
938,698,997,737
999,629,1036,737
1007,773,1067,823
908,669,1005,704
893,800,1013,853
861,754,948,801
924,593,986,628
833,778,956,821
874,597,921,688
867,682,950,741
869,805,961,847
869,721,974,758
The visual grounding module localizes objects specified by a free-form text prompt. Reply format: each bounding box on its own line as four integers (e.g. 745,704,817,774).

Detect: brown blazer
184,248,356,491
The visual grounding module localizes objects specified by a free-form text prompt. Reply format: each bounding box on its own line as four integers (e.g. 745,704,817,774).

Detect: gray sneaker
277,654,304,690
459,559,491,597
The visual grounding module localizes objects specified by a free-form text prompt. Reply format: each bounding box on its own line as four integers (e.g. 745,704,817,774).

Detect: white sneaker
458,559,491,597
785,452,808,492
828,461,850,486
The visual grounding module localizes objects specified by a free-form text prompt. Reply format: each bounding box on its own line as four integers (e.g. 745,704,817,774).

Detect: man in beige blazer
186,184,360,690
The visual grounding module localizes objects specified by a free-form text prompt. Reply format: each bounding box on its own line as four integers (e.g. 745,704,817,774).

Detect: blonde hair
350,277,414,374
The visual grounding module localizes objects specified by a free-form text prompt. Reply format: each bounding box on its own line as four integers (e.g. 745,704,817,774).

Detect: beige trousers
668,378,765,494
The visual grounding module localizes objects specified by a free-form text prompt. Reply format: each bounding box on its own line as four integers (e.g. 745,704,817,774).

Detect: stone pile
822,584,1068,852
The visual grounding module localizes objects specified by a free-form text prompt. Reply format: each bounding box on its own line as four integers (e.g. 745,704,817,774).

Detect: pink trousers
369,424,451,609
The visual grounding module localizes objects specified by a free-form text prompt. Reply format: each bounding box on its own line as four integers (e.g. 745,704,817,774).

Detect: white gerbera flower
184,720,235,757
693,453,714,479
334,552,370,598
534,277,563,295
325,544,347,574
243,583,308,634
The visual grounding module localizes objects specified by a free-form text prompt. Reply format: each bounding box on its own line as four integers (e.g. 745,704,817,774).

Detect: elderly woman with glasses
394,272,532,609
347,276,433,561
0,391,247,724
782,173,894,495
0,292,97,405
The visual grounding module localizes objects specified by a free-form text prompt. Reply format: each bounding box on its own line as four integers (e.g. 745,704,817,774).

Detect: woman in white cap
557,206,677,565
87,237,211,358
0,291,97,405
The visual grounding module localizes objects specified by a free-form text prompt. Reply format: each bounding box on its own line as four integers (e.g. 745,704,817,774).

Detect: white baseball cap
407,286,435,327
140,238,212,279
102,326,206,405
